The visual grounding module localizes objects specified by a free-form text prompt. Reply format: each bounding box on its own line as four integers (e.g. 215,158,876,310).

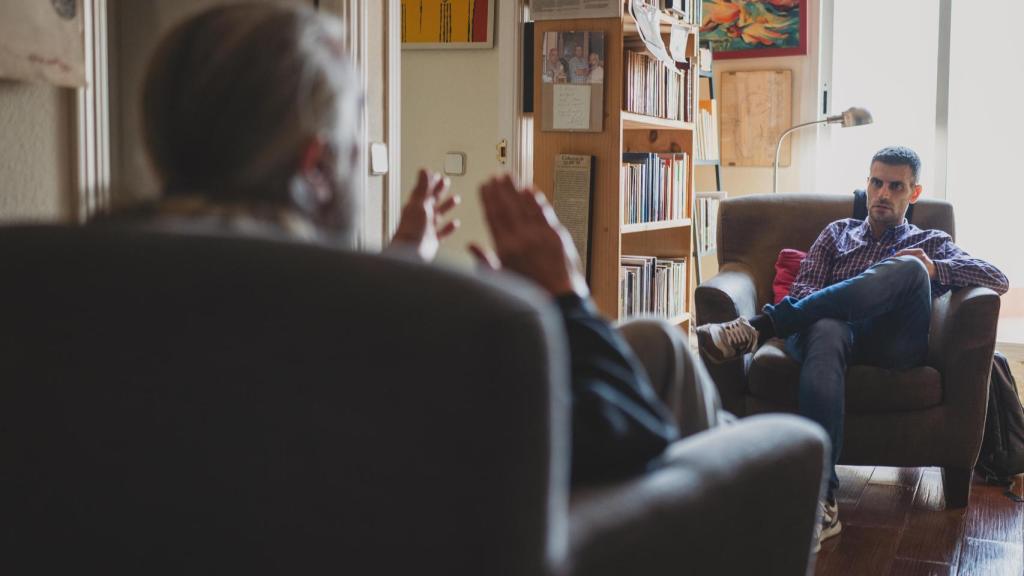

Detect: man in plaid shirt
696,146,1008,550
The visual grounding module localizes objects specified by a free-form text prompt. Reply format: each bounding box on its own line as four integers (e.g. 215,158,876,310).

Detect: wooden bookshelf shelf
621,218,691,234
621,224,690,259
622,111,694,131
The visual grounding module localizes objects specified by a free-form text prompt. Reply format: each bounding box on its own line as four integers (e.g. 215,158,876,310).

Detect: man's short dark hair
872,146,921,184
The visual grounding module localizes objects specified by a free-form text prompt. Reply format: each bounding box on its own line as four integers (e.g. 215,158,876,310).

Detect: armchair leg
941,467,973,508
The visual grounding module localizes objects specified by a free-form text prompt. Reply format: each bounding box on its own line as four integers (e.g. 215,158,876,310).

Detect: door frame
496,0,527,183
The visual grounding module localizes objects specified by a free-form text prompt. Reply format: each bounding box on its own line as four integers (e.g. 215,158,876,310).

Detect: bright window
817,0,939,195
948,1,1023,342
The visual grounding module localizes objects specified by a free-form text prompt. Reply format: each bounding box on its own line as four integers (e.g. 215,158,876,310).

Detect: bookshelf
533,6,698,329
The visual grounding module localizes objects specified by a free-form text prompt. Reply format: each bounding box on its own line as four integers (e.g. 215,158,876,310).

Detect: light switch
369,142,389,175
444,152,466,176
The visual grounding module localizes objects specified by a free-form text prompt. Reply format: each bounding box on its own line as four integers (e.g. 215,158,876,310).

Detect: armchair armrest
693,263,760,415
567,415,827,576
927,287,1001,457
694,262,759,325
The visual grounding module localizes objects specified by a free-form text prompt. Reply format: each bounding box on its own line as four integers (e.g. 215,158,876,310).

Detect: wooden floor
813,467,1024,575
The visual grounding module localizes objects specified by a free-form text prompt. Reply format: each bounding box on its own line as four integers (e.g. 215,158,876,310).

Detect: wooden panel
719,69,792,167
533,18,624,318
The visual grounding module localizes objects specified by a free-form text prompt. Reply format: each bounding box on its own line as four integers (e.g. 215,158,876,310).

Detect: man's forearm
933,258,1009,295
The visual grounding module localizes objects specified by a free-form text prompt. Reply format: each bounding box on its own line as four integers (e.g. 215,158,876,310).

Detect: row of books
621,152,689,225
619,256,688,321
695,196,721,255
624,50,692,122
695,99,719,161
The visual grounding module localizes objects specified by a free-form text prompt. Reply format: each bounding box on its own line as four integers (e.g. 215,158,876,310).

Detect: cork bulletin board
720,69,792,167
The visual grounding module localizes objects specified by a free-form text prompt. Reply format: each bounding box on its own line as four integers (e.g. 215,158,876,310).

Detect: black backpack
975,351,1024,498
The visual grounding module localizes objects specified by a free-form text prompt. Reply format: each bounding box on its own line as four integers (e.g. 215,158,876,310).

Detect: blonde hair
142,2,362,233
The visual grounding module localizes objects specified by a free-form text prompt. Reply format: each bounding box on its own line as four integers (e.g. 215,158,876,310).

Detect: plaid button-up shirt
789,218,1009,300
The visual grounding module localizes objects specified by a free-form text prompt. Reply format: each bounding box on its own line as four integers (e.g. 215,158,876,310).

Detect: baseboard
997,341,1024,362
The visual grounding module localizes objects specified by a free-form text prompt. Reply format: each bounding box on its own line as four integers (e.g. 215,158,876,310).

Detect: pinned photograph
540,31,605,85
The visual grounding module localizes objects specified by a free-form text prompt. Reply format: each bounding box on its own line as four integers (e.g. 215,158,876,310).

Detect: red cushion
773,249,807,304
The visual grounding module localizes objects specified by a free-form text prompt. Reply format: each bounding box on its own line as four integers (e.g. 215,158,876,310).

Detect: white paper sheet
552,84,591,131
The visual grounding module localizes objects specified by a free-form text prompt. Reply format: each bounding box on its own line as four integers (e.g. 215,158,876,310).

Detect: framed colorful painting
401,0,494,49
700,0,806,59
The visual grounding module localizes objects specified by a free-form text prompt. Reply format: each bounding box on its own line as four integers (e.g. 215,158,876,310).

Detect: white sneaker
812,498,842,553
696,317,758,363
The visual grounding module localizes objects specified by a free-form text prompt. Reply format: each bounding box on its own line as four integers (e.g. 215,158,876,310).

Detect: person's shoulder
910,224,952,242
824,218,861,235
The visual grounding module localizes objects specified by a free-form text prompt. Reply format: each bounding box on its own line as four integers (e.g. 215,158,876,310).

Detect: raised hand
391,168,460,262
470,174,589,298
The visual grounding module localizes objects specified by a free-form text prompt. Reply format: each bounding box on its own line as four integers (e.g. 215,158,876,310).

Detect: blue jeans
763,256,932,499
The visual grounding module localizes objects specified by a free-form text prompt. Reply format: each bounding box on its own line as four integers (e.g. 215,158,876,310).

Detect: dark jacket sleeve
555,293,679,485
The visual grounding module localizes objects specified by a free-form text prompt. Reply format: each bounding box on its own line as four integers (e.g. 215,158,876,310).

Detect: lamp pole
773,119,829,194
772,107,874,194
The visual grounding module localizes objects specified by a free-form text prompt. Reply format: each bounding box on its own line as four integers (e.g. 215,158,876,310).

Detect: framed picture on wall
401,0,494,49
700,0,806,59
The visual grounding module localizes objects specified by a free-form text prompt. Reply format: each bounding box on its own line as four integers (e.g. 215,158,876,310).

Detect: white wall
694,0,821,198
0,81,74,222
401,48,501,268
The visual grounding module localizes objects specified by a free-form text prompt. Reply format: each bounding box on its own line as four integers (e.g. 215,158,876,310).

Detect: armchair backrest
0,226,569,576
717,193,955,307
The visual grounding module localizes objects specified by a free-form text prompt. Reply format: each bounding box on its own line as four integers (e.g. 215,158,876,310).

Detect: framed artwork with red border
401,0,494,50
700,0,806,59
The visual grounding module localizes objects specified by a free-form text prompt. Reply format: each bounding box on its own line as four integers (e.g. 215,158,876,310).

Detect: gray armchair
694,194,1001,507
0,225,826,575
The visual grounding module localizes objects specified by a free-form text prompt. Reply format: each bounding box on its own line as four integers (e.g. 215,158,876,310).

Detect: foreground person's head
143,3,362,243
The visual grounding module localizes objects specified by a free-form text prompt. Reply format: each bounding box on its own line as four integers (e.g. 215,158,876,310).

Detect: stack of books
621,152,689,225
625,51,692,121
619,256,688,321
695,99,719,162
695,195,720,254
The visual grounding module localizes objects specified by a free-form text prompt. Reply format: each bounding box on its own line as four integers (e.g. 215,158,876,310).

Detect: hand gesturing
391,168,460,262
470,174,589,298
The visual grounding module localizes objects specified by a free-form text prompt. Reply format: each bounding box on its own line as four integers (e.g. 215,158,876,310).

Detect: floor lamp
773,107,873,194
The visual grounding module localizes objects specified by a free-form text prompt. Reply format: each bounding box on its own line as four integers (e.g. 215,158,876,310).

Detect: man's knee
803,319,853,356
886,255,930,287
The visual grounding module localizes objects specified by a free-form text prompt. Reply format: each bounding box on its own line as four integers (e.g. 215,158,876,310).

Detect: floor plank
870,466,923,488
843,481,918,529
814,468,1024,576
886,559,955,576
956,538,1023,576
836,465,873,505
963,486,1024,544
814,524,901,576
896,471,966,565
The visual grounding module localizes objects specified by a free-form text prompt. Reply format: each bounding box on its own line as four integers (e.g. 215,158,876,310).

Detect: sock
749,313,776,346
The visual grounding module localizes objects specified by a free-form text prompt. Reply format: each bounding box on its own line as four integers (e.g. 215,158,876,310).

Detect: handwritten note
552,84,591,131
